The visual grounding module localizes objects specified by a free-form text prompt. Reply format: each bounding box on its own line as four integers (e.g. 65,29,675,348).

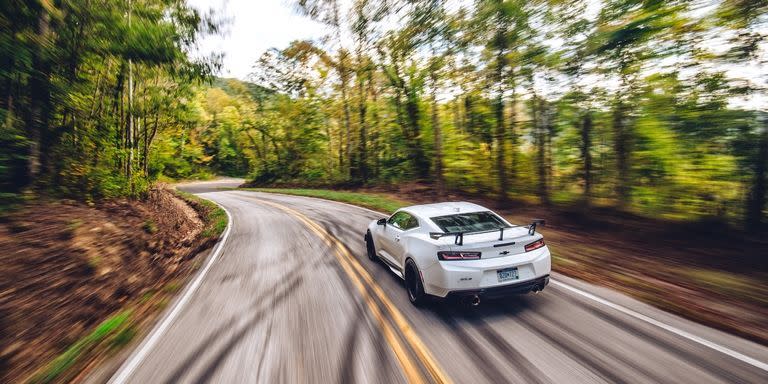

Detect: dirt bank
0,187,223,383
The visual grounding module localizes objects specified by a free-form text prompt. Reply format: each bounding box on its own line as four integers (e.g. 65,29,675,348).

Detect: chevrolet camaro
365,202,551,306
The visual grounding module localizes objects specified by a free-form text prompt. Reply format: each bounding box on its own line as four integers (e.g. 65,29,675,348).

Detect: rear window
430,211,509,233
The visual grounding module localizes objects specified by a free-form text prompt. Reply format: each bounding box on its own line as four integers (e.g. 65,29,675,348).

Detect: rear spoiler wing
429,219,545,246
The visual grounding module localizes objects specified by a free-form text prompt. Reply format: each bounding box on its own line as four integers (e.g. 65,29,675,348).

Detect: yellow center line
254,198,452,384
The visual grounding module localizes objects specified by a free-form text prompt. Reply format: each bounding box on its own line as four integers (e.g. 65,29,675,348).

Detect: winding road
104,179,768,384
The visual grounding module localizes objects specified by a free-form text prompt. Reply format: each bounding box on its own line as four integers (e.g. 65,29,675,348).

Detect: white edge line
108,198,233,384
235,189,768,373
552,280,768,372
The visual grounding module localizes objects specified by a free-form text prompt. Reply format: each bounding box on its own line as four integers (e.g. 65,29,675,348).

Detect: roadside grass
174,190,228,238
238,187,409,214
682,269,766,302
28,311,133,384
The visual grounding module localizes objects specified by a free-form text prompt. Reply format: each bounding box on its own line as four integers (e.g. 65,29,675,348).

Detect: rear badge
459,277,472,281
499,250,510,255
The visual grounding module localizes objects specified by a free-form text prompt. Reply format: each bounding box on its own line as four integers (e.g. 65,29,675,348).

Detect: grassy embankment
174,190,228,238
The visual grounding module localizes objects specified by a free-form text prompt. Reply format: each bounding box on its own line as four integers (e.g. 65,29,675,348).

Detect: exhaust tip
471,295,481,306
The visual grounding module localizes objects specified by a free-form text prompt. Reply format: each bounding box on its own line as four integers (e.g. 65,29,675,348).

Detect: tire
365,231,378,262
405,259,426,306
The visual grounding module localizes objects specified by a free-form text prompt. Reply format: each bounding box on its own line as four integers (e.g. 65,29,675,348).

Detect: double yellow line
255,198,451,384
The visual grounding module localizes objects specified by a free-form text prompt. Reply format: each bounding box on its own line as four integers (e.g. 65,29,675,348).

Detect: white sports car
365,202,551,306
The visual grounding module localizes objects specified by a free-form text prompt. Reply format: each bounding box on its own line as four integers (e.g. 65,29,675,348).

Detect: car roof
399,201,489,218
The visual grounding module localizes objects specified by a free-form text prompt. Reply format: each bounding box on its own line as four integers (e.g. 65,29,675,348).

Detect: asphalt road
106,179,768,384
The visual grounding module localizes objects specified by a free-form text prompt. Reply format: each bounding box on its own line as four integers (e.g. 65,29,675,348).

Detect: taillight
524,239,545,252
437,251,481,260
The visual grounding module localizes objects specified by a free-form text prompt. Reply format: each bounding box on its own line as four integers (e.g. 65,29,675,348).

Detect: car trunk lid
449,227,542,259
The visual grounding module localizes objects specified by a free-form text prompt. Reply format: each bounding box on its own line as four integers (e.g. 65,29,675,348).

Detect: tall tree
378,30,430,180
589,0,686,207
296,0,354,178
715,0,767,228
411,0,451,196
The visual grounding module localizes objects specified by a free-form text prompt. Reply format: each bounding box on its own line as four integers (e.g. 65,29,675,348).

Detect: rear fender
404,236,441,272
404,256,423,283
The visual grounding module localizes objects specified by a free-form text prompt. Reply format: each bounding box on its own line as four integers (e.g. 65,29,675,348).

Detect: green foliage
2,0,766,227
231,0,767,226
28,310,132,384
0,0,220,202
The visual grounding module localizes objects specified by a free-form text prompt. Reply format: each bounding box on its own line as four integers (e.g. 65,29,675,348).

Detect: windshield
430,211,509,233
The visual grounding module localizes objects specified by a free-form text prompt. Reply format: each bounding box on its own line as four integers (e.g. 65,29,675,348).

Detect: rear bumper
444,275,550,300
421,246,551,298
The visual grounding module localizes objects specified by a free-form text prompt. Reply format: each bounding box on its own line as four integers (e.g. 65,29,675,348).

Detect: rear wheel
405,259,426,306
365,231,378,262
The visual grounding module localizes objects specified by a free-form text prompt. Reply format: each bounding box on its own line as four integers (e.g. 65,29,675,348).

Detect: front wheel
405,259,426,306
365,231,378,262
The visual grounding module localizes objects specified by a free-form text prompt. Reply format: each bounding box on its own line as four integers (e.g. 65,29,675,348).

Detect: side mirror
377,218,387,226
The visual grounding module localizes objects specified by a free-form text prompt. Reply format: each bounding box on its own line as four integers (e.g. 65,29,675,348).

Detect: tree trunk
246,130,263,160
613,97,630,207
114,63,126,171
431,65,444,197
339,52,353,179
546,104,554,200
323,117,333,175
370,84,381,179
453,99,463,134
381,52,428,180
464,96,474,135
356,67,369,182
337,119,344,172
746,116,768,229
494,49,508,202
533,95,549,205
179,126,185,158
3,71,16,130
127,0,134,190
25,5,53,186
405,87,429,180
508,68,518,182
581,111,593,203
145,112,159,176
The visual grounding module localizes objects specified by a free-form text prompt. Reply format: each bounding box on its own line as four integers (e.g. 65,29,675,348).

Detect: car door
385,211,419,271
379,211,409,270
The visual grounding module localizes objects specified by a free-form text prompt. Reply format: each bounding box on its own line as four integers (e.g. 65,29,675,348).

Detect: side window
403,214,419,230
388,211,419,230
388,211,407,229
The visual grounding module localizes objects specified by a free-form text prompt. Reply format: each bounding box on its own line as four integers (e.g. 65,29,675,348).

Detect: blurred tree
588,0,687,207
295,0,354,178
4,0,767,229
0,0,220,200
377,28,430,180
715,0,767,228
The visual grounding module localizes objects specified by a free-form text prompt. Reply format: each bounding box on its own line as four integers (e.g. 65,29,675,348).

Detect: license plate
497,267,519,282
